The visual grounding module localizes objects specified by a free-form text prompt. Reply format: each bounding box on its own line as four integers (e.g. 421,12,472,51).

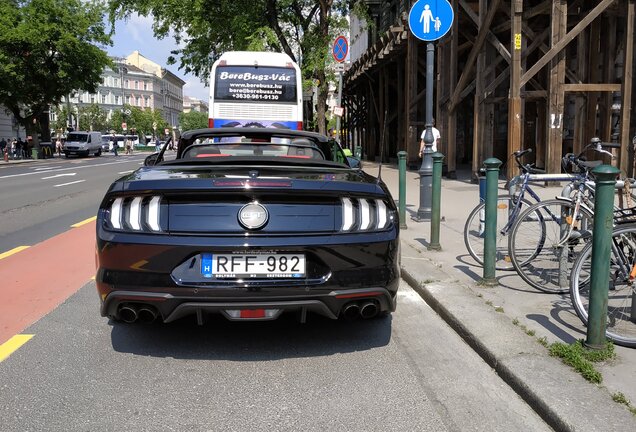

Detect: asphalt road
0,156,552,431
0,153,148,252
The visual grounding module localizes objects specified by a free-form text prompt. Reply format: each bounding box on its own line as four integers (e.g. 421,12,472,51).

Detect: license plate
201,253,305,278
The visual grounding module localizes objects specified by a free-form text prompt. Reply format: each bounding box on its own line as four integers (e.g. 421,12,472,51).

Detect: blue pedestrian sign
332,36,348,63
408,0,454,42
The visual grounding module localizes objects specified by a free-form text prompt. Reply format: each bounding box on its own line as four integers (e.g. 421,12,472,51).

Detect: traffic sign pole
408,0,454,222
332,36,348,143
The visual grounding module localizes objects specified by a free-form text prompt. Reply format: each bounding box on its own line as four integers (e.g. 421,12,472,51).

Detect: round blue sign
332,36,348,63
408,0,454,42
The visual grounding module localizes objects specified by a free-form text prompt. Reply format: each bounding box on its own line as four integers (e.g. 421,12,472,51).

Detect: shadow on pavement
109,313,392,360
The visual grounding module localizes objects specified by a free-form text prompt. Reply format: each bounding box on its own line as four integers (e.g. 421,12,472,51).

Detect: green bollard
586,165,620,349
481,158,502,286
428,152,444,250
397,151,407,230
355,145,362,159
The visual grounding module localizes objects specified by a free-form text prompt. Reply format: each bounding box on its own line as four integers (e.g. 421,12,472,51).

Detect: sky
106,13,210,103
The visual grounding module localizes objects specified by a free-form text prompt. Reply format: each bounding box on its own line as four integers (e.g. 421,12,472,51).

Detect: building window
135,81,139,89
90,95,95,104
124,79,129,88
126,96,131,104
145,96,150,106
102,94,106,104
137,97,142,106
143,81,147,91
114,78,119,87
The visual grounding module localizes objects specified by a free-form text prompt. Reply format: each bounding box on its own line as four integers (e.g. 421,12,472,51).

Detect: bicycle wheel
509,199,593,293
570,224,636,348
463,195,533,270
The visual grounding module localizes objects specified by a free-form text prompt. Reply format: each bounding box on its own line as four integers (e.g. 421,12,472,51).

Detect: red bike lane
0,221,96,345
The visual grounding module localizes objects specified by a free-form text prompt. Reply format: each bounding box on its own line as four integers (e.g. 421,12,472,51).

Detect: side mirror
347,156,362,169
144,152,162,166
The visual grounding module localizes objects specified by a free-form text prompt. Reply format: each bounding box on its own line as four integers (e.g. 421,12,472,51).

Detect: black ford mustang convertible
95,128,400,324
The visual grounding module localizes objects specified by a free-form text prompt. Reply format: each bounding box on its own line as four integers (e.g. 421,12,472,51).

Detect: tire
463,195,533,270
508,199,593,293
570,224,636,348
95,148,102,157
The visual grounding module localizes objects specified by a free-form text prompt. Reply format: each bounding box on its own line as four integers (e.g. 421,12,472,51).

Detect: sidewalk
368,161,636,431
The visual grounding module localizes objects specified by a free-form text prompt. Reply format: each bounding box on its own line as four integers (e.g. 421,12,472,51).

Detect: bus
209,51,303,130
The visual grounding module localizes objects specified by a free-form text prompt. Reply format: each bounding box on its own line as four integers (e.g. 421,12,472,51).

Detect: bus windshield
214,66,297,103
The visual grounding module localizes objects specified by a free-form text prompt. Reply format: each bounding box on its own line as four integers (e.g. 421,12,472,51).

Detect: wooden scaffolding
344,0,636,179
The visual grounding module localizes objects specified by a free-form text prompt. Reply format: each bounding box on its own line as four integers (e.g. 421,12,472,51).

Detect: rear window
182,137,325,160
214,66,297,103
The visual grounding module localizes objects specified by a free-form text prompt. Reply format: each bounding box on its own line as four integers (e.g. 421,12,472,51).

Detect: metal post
335,71,343,141
429,152,444,250
415,42,435,221
481,158,502,286
586,165,620,349
398,151,407,229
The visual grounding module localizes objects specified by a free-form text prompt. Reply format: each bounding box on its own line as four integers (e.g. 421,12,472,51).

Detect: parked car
95,128,398,324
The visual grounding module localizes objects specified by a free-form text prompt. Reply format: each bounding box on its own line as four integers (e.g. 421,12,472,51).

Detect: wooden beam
563,83,622,92
449,0,502,113
481,66,509,103
458,0,510,62
521,90,548,99
447,0,458,177
547,0,567,175
573,29,589,155
521,0,616,86
508,0,523,180
523,0,551,19
620,0,635,174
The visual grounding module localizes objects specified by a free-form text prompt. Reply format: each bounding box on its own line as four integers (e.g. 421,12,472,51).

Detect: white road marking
41,173,77,180
118,171,133,174
33,167,57,171
0,158,146,180
53,180,85,187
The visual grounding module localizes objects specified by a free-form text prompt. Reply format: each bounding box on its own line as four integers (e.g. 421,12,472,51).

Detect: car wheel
95,148,102,157
64,152,69,158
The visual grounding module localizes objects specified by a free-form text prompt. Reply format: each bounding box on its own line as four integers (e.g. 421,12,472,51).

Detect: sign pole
335,71,343,140
416,42,435,220
408,0,454,222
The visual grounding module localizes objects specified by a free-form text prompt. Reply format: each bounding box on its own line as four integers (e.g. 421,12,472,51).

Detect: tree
52,105,74,133
110,105,168,136
179,111,208,131
78,103,108,131
0,0,112,150
108,0,349,134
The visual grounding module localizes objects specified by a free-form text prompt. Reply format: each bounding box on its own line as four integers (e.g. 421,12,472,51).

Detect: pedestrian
110,133,118,156
10,139,16,159
16,138,23,159
419,118,441,157
56,137,63,157
155,136,161,153
125,137,131,155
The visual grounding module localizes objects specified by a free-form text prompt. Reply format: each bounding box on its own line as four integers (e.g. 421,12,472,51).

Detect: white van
63,131,103,157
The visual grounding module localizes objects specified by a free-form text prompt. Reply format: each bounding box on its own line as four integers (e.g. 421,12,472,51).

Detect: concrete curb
399,239,636,432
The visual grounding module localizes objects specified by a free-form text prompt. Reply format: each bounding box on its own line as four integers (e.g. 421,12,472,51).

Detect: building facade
183,96,208,113
50,51,186,131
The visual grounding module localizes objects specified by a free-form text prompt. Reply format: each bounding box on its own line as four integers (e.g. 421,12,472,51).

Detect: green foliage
179,111,208,132
548,340,615,384
108,0,350,133
78,104,108,131
110,104,167,135
52,105,73,132
0,0,112,137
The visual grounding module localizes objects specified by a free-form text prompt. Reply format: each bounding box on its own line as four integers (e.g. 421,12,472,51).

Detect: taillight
107,196,162,232
341,198,393,232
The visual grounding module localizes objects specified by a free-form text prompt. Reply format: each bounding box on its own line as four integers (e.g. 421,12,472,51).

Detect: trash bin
354,145,362,159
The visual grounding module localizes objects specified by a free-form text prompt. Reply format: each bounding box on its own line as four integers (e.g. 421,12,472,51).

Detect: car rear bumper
99,287,397,322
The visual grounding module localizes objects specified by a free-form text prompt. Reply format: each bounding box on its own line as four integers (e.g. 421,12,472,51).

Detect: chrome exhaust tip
342,303,360,320
360,301,379,319
137,306,158,324
119,305,138,323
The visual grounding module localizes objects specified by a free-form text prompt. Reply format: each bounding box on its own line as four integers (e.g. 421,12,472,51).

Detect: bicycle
464,148,574,270
507,139,619,293
570,212,636,348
